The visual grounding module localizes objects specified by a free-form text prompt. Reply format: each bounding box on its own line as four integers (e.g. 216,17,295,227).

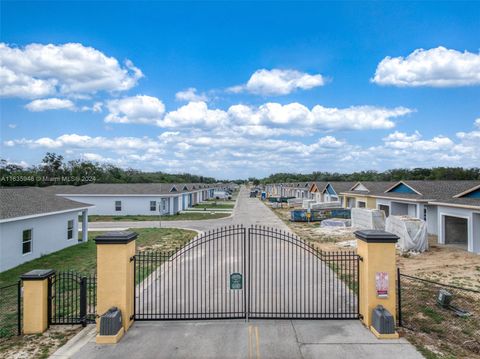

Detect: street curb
48,324,96,358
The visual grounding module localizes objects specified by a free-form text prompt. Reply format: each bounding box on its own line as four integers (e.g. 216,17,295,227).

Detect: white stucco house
49,183,216,216
0,187,92,272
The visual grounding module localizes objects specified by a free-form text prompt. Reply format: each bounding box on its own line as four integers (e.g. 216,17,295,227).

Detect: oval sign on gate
230,273,242,290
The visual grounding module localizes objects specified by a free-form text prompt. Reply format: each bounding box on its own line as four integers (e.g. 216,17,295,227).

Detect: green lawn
0,228,197,287
193,202,235,209
87,212,230,222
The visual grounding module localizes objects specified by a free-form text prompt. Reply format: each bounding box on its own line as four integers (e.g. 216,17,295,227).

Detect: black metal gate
134,225,359,320
135,226,246,320
49,272,97,326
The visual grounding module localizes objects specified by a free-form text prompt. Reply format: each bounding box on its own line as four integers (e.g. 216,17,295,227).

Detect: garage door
444,216,468,246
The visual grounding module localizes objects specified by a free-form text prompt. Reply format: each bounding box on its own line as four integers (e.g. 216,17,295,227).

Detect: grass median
0,227,197,287
87,212,230,222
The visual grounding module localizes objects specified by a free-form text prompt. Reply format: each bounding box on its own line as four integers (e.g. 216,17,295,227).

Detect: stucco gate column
355,229,399,338
20,269,55,334
95,231,137,342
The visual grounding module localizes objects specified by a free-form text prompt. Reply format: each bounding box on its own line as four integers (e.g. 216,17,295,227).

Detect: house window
150,201,156,211
162,199,167,211
379,205,390,217
424,208,427,221
358,201,366,208
67,220,74,240
115,200,122,211
22,229,32,255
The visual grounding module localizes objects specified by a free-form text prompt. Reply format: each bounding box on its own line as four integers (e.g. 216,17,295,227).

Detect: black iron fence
49,272,97,326
134,225,360,321
0,282,21,338
397,271,480,357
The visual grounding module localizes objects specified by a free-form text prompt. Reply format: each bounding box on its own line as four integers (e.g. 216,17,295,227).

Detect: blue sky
1,1,479,179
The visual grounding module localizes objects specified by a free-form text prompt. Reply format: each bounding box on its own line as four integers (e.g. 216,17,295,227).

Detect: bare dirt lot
0,325,81,359
270,206,480,290
268,204,480,359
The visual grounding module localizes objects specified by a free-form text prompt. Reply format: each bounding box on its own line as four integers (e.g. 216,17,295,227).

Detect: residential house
50,183,215,216
0,187,92,272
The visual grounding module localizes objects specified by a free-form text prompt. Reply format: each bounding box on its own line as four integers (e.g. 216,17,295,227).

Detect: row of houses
265,180,480,254
0,183,227,272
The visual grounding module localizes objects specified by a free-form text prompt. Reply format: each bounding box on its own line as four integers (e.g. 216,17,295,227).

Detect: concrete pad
301,343,423,359
291,320,408,344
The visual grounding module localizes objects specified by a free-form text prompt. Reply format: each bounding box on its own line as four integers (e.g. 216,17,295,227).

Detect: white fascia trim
349,182,369,192
384,181,422,195
0,206,92,224
429,202,480,211
453,183,480,198
369,195,429,203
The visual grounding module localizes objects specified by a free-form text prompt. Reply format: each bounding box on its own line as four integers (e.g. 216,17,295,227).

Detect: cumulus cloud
5,125,480,178
105,95,165,125
475,118,480,128
0,42,143,98
228,102,411,130
229,69,325,96
104,97,412,132
372,47,480,87
25,98,76,112
175,88,208,102
158,101,228,128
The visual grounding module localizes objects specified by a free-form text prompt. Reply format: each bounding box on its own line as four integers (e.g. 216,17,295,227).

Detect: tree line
258,168,480,184
0,153,218,187
2,153,479,187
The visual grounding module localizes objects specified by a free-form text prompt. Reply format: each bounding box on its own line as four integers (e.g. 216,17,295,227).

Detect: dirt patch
269,206,480,290
267,203,480,359
0,325,81,359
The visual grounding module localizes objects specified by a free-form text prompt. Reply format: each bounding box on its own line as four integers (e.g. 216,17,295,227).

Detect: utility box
99,307,122,336
437,289,452,308
371,305,395,334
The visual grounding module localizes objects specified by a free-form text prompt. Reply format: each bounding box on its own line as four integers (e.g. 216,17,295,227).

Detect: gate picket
134,225,360,320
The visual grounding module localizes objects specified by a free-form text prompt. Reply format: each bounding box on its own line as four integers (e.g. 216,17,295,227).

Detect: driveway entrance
134,225,359,321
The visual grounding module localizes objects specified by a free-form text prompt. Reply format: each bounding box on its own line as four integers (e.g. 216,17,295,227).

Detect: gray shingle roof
340,181,395,196
0,187,92,221
371,181,480,202
326,182,358,194
47,183,213,195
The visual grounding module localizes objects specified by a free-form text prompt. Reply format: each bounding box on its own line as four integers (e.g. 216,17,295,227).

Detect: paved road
69,320,422,359
89,186,290,233
65,186,422,359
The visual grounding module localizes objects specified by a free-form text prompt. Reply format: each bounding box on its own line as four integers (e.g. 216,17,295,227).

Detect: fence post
20,269,55,334
397,268,402,327
79,277,87,327
355,230,399,338
95,231,137,343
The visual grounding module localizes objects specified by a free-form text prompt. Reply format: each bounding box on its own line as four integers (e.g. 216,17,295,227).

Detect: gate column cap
354,230,398,243
21,269,55,280
94,231,138,244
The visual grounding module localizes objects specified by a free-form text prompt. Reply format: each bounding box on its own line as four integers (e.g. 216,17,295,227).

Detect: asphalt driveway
64,320,422,359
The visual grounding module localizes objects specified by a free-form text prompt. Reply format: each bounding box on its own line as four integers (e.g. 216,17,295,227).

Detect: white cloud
175,88,208,102
372,47,480,87
105,97,412,132
8,124,17,129
25,98,76,112
475,118,480,128
81,102,103,113
159,101,228,128
105,95,165,125
229,69,325,96
0,42,143,98
228,102,412,130
5,125,480,178
384,132,454,150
